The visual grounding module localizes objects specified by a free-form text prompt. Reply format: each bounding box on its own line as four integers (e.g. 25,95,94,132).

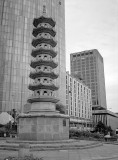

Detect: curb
92,155,118,160
0,142,103,151
31,142,103,151
103,142,118,145
6,139,77,144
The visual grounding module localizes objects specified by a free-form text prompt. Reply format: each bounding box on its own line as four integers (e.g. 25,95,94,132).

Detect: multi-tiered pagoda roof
28,16,59,104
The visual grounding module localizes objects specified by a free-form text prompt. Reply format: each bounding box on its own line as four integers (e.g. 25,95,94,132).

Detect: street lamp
92,106,96,129
108,108,112,126
68,85,72,128
68,85,71,116
21,76,24,113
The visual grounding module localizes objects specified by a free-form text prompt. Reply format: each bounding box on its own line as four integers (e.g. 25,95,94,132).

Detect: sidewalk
1,145,118,160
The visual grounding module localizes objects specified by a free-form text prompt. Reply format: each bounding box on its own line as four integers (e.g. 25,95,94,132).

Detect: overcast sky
65,0,118,112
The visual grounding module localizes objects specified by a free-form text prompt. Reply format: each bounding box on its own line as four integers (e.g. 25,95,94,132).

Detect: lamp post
68,85,71,115
68,85,71,127
21,76,24,113
108,108,112,126
92,106,96,129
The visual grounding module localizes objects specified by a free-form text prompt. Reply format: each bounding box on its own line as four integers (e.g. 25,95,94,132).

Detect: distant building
93,110,118,131
70,49,107,110
66,71,92,130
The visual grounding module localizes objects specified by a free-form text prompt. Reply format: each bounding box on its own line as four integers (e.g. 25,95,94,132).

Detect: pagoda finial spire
43,5,46,15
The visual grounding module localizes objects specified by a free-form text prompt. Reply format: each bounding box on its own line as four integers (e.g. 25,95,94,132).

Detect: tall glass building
0,0,66,112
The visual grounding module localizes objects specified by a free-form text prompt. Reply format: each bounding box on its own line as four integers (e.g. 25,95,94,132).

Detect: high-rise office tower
70,49,107,110
0,0,66,112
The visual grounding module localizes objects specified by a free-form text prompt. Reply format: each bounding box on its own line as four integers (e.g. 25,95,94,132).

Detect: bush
82,131,91,137
91,133,100,139
69,129,92,139
110,134,118,140
69,128,79,138
69,128,104,140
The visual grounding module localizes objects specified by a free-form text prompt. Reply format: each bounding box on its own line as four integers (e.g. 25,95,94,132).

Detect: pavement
0,139,118,160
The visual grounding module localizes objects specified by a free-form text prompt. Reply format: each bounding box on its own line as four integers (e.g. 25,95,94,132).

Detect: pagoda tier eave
30,60,58,68
31,48,57,58
27,96,59,103
33,16,56,28
32,38,57,48
28,84,59,91
32,27,56,37
29,71,58,79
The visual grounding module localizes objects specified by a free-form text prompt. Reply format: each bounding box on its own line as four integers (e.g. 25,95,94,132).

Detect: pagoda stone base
18,113,69,141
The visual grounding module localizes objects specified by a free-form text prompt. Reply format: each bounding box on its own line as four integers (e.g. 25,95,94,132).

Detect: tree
56,103,65,114
10,109,18,134
10,109,16,119
95,121,106,134
106,126,113,135
106,126,112,132
95,121,113,135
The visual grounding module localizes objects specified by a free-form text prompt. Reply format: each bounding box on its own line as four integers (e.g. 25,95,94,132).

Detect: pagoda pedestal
18,102,69,141
18,16,69,141
18,108,69,141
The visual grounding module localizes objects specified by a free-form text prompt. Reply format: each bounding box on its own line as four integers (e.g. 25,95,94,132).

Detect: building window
63,119,66,126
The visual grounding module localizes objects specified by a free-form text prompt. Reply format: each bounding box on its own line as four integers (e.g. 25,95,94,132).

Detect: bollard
18,143,30,158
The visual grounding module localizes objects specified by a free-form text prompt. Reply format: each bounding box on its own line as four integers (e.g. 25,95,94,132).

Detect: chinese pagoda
18,14,69,141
